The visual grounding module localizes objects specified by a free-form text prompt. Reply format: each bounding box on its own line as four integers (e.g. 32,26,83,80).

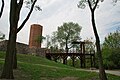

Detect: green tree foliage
45,35,51,48
51,32,59,49
0,31,5,40
51,22,82,53
84,37,95,53
103,28,120,49
67,58,80,68
102,28,120,69
35,36,46,44
35,35,46,48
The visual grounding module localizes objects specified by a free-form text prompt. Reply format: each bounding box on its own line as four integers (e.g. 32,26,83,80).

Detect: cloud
0,0,120,45
37,0,56,8
0,0,10,39
15,0,120,44
95,0,120,42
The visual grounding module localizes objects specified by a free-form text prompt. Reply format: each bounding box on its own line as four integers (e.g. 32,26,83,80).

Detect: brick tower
29,24,43,48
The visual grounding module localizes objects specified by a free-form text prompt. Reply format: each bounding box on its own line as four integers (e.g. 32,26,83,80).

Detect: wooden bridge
45,41,96,68
46,52,95,68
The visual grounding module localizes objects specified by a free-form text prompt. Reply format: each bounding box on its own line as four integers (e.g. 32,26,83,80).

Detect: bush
102,49,120,69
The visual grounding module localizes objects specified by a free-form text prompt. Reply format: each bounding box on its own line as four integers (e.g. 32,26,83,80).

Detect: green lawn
0,51,120,80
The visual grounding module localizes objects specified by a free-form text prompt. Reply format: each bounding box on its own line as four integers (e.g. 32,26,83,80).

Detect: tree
45,35,51,48
34,35,46,56
102,28,120,69
0,31,5,40
103,27,120,49
0,0,4,18
35,35,46,47
0,0,40,79
52,22,82,53
84,37,95,53
78,0,107,80
50,32,59,49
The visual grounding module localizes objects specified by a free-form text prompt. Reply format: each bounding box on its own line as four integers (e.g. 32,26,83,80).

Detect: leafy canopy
102,28,120,69
51,22,82,49
103,27,120,49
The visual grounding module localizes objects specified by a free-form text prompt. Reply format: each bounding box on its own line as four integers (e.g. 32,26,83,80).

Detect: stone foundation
0,40,46,57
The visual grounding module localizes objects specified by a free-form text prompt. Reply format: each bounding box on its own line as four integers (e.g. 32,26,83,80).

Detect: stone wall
0,40,46,57
0,40,7,51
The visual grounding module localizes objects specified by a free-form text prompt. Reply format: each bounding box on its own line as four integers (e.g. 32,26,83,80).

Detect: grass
0,51,120,80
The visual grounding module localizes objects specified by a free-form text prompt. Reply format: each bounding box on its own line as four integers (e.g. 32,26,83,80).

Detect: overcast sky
0,0,120,47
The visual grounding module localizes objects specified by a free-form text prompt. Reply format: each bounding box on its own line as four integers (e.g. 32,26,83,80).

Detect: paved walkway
82,69,120,76
105,70,120,76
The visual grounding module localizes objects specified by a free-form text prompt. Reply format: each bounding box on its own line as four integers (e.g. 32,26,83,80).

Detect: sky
0,0,120,47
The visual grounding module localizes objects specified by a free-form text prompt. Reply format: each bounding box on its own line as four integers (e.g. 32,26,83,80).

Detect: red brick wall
29,24,43,48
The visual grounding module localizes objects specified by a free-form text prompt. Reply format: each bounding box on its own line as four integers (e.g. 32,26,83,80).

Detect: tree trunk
0,0,17,79
13,47,17,69
0,26,17,79
91,11,107,80
64,42,67,64
65,39,69,53
64,39,69,64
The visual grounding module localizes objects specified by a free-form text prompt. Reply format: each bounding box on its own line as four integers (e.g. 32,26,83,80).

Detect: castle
0,24,46,57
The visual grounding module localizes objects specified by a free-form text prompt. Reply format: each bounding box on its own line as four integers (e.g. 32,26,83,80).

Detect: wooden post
93,51,95,67
82,42,86,68
63,55,67,64
90,55,93,67
71,55,76,67
81,56,83,68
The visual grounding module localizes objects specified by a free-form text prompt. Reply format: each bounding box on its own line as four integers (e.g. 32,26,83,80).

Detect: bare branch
34,5,42,11
17,0,23,12
93,0,99,11
17,0,37,33
88,0,93,11
0,0,4,18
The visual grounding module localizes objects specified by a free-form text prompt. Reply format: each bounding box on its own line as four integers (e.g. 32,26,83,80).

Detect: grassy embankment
0,51,120,80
